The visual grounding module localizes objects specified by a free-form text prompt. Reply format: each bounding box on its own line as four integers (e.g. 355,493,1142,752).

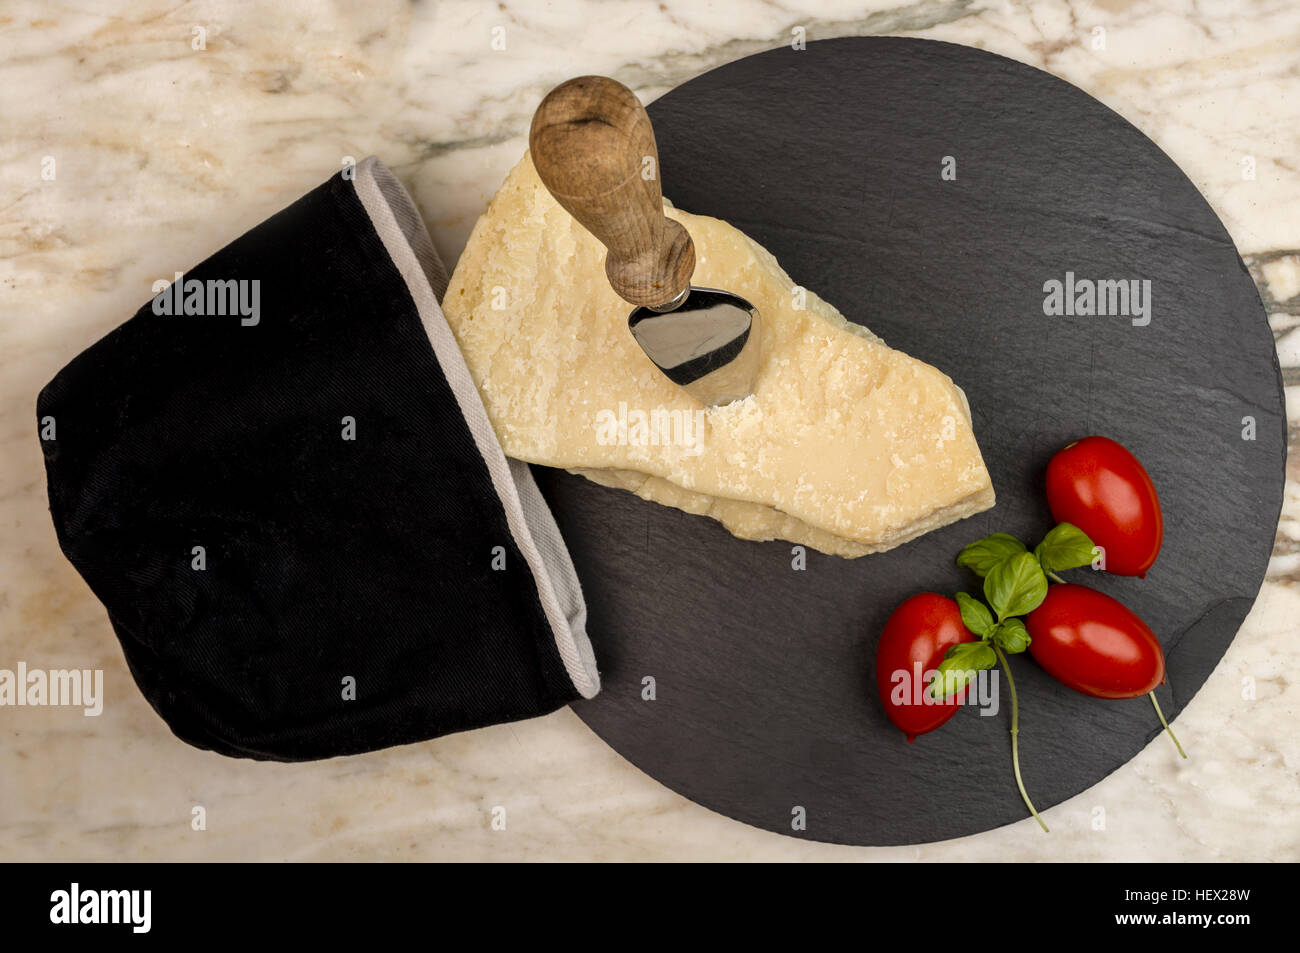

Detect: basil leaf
955,592,996,638
1034,522,1098,573
993,617,1031,654
984,551,1049,620
956,533,1028,577
929,641,997,700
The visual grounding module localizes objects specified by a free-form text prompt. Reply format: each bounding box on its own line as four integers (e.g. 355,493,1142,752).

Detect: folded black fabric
37,158,599,761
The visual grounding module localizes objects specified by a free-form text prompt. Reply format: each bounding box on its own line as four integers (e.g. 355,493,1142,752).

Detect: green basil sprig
930,522,1097,703
954,533,1026,577
1034,522,1099,574
931,522,1099,835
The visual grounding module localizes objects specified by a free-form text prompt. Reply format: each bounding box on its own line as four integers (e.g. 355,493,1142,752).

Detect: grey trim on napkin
351,156,600,699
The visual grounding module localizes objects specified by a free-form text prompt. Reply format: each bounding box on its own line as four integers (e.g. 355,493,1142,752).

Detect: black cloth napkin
36,157,599,761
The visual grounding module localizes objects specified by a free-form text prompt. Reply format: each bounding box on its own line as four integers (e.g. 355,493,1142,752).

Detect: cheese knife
529,75,762,407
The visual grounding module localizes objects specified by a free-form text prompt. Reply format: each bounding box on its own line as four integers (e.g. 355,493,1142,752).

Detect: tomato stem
1148,691,1187,759
992,643,1049,832
1046,571,1066,584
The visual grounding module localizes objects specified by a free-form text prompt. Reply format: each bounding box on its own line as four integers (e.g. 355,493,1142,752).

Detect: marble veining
1,0,1296,860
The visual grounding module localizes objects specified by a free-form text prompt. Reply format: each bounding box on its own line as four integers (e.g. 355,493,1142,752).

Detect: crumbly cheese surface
442,153,995,557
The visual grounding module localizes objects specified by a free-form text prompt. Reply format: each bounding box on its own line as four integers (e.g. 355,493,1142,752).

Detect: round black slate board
532,37,1287,846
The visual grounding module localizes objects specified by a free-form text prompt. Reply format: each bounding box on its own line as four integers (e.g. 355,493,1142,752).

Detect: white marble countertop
2,0,1297,860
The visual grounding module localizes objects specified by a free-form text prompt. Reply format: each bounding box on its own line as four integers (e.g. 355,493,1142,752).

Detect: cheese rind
443,153,995,557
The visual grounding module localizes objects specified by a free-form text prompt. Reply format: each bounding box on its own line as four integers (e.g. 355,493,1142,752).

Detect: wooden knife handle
529,75,695,309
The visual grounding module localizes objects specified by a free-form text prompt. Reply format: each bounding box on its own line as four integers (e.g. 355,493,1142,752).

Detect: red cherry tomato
875,593,975,741
1025,584,1165,699
1045,435,1163,577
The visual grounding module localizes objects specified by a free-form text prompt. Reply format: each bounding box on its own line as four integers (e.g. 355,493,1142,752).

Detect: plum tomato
1045,435,1163,577
1025,583,1165,699
875,593,976,741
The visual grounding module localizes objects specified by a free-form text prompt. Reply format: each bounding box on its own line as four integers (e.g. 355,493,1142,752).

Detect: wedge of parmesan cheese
442,153,995,557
